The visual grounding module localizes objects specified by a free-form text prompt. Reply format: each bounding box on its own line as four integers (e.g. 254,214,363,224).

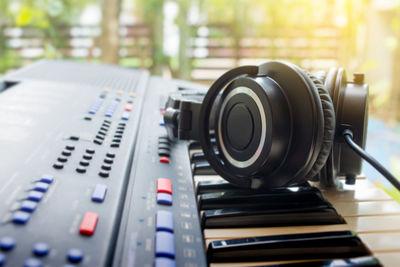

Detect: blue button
67,248,83,263
157,193,172,206
156,211,174,233
92,184,107,203
28,191,44,202
105,113,112,117
21,200,38,212
155,232,175,258
159,119,165,126
41,174,54,184
33,242,50,256
0,237,16,251
24,258,42,267
89,110,96,114
12,211,30,224
34,182,49,192
155,257,176,267
121,112,130,120
0,253,5,266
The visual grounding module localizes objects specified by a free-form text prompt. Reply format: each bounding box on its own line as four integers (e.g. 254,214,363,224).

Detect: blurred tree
390,6,400,121
137,0,165,75
177,0,192,79
100,0,121,64
0,0,12,73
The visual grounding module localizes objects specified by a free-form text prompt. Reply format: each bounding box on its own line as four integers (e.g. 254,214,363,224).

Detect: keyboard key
159,157,170,164
65,145,75,151
27,191,44,202
0,237,16,251
207,231,370,262
156,211,174,233
155,257,176,267
61,150,72,157
193,161,217,175
67,248,84,263
53,162,64,169
76,167,86,174
121,112,130,120
33,242,50,256
92,184,107,203
34,182,49,192
157,178,172,195
157,193,172,206
20,200,38,212
124,103,132,111
86,148,95,154
79,212,98,236
40,174,54,184
202,205,344,228
12,211,30,224
198,185,325,210
155,232,175,258
99,171,109,178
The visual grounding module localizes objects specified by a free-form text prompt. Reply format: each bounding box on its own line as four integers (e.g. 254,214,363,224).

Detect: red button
159,157,170,164
124,104,132,111
160,109,165,115
157,178,172,194
79,212,98,236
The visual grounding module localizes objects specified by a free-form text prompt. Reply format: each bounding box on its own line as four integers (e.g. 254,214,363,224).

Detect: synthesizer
1,60,400,267
0,60,207,267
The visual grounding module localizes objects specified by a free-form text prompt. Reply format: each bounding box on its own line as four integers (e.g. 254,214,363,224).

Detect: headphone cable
342,129,400,191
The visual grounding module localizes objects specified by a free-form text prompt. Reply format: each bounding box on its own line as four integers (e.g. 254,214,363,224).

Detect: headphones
164,61,368,189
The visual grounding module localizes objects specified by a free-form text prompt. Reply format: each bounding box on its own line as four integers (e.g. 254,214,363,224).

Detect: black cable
342,129,400,192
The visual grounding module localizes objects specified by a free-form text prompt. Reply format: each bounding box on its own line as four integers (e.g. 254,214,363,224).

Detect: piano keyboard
188,148,400,266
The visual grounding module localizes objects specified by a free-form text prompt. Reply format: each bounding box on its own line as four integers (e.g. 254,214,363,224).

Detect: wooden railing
1,24,153,71
189,24,345,83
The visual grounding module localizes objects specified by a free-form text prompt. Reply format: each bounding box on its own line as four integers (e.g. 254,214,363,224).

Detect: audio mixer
0,60,207,267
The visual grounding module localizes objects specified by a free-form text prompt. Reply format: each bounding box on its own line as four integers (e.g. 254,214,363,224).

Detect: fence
189,24,345,84
1,24,153,71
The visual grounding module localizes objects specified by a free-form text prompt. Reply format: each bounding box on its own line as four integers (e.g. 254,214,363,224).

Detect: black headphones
164,61,368,189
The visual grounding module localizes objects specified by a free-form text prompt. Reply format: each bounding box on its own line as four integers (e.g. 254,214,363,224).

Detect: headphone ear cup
304,74,336,180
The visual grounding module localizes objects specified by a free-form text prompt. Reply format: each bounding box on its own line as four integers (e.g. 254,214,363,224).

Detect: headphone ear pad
305,74,336,179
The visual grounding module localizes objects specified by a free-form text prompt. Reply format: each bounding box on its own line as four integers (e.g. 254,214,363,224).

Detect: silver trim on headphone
217,86,267,168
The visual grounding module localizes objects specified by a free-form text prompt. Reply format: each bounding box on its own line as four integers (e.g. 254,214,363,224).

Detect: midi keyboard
1,60,400,266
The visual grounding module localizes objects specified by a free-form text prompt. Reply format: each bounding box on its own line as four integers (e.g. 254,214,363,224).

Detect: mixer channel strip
187,145,400,266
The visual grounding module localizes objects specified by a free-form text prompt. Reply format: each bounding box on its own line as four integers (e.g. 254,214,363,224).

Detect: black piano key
196,180,240,194
266,256,382,266
198,186,325,210
191,151,206,163
196,180,313,194
191,151,220,163
207,231,371,262
193,161,217,175
188,141,201,150
202,204,345,228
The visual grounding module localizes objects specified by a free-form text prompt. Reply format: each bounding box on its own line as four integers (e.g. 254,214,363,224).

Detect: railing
2,23,345,84
189,24,345,83
1,24,153,71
